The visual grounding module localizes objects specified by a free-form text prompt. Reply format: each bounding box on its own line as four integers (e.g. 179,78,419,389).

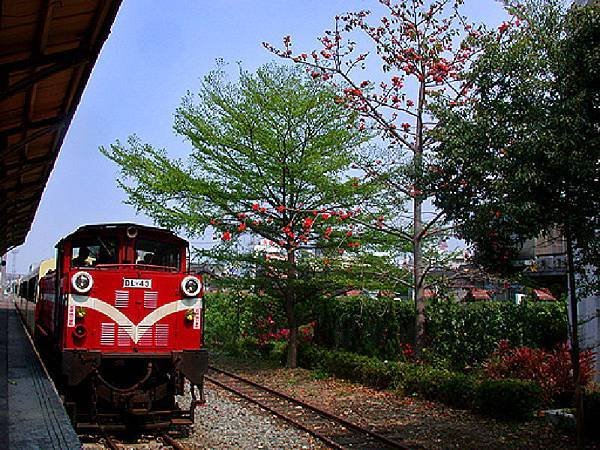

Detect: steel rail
161,433,186,450
103,434,121,450
206,365,410,450
206,373,344,450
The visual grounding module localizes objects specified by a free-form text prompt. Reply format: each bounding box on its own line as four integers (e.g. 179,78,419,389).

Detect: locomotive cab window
135,238,181,269
71,238,118,267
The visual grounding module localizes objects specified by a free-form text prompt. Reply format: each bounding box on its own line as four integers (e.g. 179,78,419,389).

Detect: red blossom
252,203,260,211
344,87,363,97
276,205,286,213
303,217,314,229
222,231,232,241
237,223,247,232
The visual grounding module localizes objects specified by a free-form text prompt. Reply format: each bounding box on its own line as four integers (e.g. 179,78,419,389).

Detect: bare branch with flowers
266,0,484,356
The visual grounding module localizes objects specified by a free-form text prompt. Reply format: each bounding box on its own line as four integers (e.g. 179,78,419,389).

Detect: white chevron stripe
69,294,202,343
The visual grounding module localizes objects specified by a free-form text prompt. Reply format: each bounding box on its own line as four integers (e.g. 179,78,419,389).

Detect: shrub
483,340,594,406
314,296,414,359
475,379,542,421
269,340,288,364
400,365,453,399
299,345,545,421
438,373,477,409
425,299,568,369
314,295,568,369
204,291,293,355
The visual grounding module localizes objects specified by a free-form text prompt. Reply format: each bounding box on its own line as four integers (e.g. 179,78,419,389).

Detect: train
12,223,208,431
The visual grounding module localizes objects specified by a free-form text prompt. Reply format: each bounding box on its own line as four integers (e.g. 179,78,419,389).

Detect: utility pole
0,253,6,299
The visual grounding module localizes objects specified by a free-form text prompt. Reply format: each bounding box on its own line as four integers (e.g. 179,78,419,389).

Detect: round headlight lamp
72,324,87,340
71,271,93,294
181,275,202,297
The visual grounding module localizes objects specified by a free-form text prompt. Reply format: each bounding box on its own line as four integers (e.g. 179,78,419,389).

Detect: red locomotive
15,223,208,431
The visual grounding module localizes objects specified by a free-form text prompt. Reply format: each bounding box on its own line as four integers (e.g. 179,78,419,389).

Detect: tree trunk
285,249,298,368
566,231,584,448
413,78,426,358
413,197,425,358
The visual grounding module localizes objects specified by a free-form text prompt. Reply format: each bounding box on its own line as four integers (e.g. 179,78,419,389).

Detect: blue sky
10,0,508,274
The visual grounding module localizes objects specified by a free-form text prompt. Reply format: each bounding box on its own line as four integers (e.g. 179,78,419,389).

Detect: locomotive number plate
123,278,152,289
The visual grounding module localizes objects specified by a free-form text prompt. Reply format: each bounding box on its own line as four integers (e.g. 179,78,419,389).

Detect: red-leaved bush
257,320,316,346
484,340,594,405
400,342,415,360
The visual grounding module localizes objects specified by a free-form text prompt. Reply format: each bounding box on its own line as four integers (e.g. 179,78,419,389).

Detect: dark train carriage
33,223,208,430
13,259,55,332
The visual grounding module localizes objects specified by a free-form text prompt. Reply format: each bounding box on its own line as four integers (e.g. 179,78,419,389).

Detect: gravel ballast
178,386,325,449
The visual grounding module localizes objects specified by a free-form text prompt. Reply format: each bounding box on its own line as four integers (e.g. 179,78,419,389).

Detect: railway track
100,433,185,450
206,366,411,450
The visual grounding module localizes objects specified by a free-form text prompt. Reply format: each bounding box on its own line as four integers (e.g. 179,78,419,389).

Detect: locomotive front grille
101,323,115,346
118,325,133,346
138,325,153,346
115,290,129,308
143,291,158,309
155,324,169,347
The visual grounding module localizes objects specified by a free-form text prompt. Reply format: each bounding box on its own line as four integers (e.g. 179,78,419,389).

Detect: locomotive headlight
181,275,202,297
71,271,93,294
72,324,87,340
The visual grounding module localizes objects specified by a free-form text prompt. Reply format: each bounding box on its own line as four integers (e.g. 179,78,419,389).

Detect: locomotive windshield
135,238,181,269
71,237,118,267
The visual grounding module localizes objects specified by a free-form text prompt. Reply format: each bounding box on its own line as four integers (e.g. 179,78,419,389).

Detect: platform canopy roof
0,0,122,256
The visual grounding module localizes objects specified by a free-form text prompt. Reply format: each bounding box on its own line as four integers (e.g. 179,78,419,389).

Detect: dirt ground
214,356,600,450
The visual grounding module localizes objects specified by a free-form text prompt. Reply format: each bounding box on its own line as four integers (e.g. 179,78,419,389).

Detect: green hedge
426,299,568,368
475,380,542,421
205,291,568,369
204,291,286,354
315,296,567,368
299,345,542,421
315,296,415,360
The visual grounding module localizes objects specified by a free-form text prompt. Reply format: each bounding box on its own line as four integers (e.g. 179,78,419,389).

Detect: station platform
1,294,81,449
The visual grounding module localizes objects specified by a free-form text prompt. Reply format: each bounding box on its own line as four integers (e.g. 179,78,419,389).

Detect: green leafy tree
101,63,373,368
431,1,599,444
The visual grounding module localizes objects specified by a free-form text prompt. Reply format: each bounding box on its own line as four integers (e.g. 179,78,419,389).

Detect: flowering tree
266,0,479,355
101,63,371,367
